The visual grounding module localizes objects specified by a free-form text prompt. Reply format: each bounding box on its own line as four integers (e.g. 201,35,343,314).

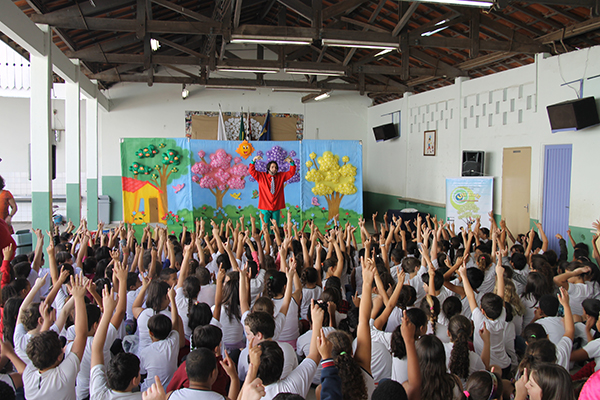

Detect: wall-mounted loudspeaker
462,151,485,176
546,97,600,133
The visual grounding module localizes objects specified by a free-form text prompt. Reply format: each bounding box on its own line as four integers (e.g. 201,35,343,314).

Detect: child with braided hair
445,315,488,387
420,295,449,343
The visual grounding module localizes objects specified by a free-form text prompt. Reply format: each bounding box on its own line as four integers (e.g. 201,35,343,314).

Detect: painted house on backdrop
122,176,165,224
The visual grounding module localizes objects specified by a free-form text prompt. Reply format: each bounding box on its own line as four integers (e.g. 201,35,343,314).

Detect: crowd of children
1,211,600,400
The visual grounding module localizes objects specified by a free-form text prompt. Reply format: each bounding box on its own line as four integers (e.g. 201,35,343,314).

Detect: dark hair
465,370,503,400
0,175,4,191
196,266,211,285
442,296,463,321
480,293,504,320
372,379,407,400
0,381,15,400
321,287,342,309
401,257,420,274
391,248,406,264
397,285,417,310
328,330,368,400
146,280,170,312
257,340,285,385
222,272,241,322
538,294,559,317
522,323,548,343
186,348,217,383
583,298,600,320
273,394,304,400
523,272,552,303
86,304,102,332
188,302,212,332
253,296,275,315
1,285,18,305
148,314,172,340
307,300,330,327
22,302,42,331
420,295,440,334
2,297,23,346
416,334,456,400
448,315,472,379
391,308,427,359
13,261,31,279
510,253,527,271
183,275,201,316
300,267,318,285
421,270,444,291
466,268,485,290
95,246,112,263
530,363,575,400
10,278,30,296
245,311,276,339
26,330,63,370
216,253,232,271
191,324,223,350
266,161,278,172
127,272,140,290
518,340,556,375
159,267,177,282
107,352,140,391
265,271,287,298
83,256,97,275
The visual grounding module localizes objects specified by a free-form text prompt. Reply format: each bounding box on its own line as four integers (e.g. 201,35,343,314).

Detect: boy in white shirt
139,285,185,392
459,263,512,379
533,294,565,344
89,282,143,400
22,274,88,400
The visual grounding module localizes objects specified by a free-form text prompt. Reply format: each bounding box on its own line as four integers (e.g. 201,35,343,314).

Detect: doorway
542,144,572,253
502,147,532,239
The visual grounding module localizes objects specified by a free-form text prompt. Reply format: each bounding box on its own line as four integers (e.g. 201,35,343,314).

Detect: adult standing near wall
0,176,17,234
249,156,296,228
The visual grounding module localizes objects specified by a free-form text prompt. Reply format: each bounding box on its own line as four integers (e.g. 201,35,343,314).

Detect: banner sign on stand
445,177,494,232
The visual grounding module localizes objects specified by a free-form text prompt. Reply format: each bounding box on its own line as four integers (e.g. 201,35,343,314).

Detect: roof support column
66,60,81,223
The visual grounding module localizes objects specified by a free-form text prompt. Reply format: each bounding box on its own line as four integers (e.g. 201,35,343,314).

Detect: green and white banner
445,177,494,231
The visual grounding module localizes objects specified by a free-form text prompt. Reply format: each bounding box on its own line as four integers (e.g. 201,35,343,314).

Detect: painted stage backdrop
120,138,363,237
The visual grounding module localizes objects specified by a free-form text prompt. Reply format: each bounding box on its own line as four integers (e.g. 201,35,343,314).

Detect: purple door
542,144,572,254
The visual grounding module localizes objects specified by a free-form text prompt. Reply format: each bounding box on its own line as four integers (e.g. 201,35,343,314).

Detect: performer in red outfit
248,155,296,228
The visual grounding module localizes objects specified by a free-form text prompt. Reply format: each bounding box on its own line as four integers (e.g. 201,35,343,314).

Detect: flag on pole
217,107,227,140
239,109,246,141
258,110,271,141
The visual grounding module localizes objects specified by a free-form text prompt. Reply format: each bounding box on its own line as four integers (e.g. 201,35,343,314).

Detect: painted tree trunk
215,189,227,209
325,192,344,221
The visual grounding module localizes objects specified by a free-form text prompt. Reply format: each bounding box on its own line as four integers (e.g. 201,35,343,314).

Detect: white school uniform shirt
168,388,226,400
126,287,143,322
568,282,596,317
238,340,298,382
435,285,454,306
355,266,364,296
556,336,573,370
89,364,143,400
250,270,266,308
365,320,393,382
296,327,336,385
136,308,171,355
460,290,484,320
211,305,244,347
472,307,510,369
23,351,80,400
536,316,565,344
14,323,60,366
385,307,403,333
272,297,300,345
401,265,428,306
521,294,538,331
139,330,179,392
478,266,497,295
263,358,317,400
513,265,530,296
300,286,323,320
65,323,119,400
175,287,193,340
27,268,41,303
198,283,217,308
391,356,408,384
583,337,600,371
427,320,450,343
443,342,486,377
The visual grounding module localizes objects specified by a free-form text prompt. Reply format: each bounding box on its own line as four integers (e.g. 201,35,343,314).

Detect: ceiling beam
155,36,208,59
537,15,600,43
513,0,596,6
321,0,370,21
392,1,419,37
340,16,390,33
276,0,312,21
150,0,213,23
28,15,223,32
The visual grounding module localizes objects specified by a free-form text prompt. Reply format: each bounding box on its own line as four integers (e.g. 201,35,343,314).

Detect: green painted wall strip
87,178,98,226
31,191,52,232
66,183,81,223
102,176,123,223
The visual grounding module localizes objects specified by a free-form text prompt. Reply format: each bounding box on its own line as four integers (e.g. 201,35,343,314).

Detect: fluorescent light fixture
217,67,279,74
231,36,312,45
322,38,398,50
284,68,346,76
314,92,331,101
411,0,492,7
375,48,394,57
150,38,161,52
205,85,257,91
272,88,322,93
421,20,450,36
181,84,189,99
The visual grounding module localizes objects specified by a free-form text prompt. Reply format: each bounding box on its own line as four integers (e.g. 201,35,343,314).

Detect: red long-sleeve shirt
248,162,296,211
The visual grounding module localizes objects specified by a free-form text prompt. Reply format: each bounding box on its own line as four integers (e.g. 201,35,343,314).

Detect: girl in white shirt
391,308,428,384
133,279,172,353
446,315,488,387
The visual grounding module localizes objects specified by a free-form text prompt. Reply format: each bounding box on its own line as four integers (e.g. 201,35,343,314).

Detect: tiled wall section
3,171,88,222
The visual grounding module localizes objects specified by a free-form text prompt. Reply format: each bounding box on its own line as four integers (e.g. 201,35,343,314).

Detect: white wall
367,47,600,228
98,84,371,177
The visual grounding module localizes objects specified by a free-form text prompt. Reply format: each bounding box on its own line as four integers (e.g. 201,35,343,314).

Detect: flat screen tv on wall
373,123,399,142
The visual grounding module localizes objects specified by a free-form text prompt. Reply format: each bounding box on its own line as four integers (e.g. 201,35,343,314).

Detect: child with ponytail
446,315,488,387
463,370,503,400
420,295,449,343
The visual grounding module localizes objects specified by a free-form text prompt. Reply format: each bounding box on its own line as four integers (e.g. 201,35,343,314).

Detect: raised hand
2,243,14,261
317,328,333,360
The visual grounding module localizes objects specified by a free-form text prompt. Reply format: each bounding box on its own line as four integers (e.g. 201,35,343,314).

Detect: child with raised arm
459,263,511,379
22,273,88,400
90,285,142,400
